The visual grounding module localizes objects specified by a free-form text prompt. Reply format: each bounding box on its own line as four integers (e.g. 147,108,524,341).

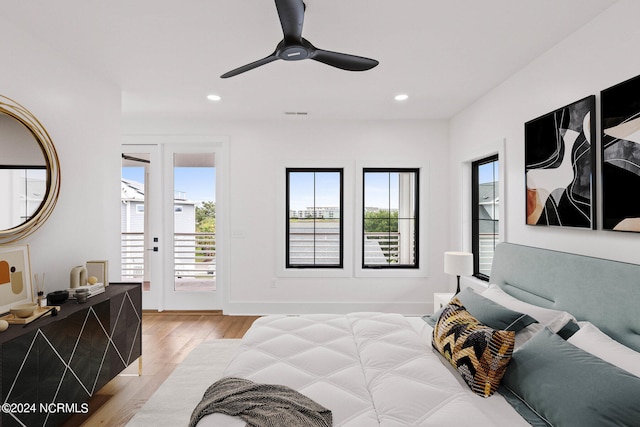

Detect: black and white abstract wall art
525,95,596,228
601,74,640,232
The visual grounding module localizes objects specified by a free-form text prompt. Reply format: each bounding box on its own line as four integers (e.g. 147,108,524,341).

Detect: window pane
315,172,341,212
121,163,146,285
364,172,389,210
287,169,342,268
173,154,216,292
363,169,418,268
288,172,314,218
472,156,499,279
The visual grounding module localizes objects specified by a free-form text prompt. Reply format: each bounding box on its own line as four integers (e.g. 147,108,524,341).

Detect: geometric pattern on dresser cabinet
108,288,142,378
1,287,142,427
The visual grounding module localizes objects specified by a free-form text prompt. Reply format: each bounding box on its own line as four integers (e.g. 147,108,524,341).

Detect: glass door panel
122,143,223,311
121,147,162,310
173,153,216,292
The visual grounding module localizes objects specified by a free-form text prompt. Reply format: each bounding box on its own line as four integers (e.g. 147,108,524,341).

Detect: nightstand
433,292,455,313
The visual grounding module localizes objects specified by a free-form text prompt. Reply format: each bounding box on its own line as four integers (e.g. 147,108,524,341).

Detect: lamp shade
444,251,473,276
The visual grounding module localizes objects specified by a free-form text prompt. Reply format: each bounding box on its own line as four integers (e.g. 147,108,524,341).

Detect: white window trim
122,136,229,312
460,138,506,254
355,161,429,278
276,160,354,278
276,160,430,279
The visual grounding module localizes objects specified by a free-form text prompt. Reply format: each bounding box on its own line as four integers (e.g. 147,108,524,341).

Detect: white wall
12,1,634,313
450,0,640,265
0,17,122,293
123,117,451,314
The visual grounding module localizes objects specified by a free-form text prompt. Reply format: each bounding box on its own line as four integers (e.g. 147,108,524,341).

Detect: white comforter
196,313,529,426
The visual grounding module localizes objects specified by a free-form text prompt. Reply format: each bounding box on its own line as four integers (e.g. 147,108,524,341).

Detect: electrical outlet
231,230,246,239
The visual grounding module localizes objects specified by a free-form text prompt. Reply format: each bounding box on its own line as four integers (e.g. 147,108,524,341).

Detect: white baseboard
222,300,430,316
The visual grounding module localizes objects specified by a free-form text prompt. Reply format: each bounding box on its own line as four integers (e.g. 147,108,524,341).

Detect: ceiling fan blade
310,48,379,71
220,54,279,78
275,0,304,41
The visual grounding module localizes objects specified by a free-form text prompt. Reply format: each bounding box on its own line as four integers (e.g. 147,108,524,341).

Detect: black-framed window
363,168,419,268
472,155,499,280
286,168,343,268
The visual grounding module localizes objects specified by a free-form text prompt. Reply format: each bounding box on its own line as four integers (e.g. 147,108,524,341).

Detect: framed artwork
525,95,596,228
0,244,33,314
601,74,640,232
86,260,109,286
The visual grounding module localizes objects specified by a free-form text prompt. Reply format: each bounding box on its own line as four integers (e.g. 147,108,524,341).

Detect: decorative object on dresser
9,303,37,318
601,73,640,232
0,244,33,315
443,251,473,293
75,288,89,303
34,273,46,307
86,260,109,286
0,283,142,427
67,261,108,300
525,95,596,228
67,282,106,300
0,305,60,325
46,289,69,305
69,265,87,289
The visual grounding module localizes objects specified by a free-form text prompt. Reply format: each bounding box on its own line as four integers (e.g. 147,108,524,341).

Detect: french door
121,141,226,311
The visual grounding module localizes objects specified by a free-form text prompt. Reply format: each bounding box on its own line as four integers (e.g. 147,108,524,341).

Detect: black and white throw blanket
188,377,333,427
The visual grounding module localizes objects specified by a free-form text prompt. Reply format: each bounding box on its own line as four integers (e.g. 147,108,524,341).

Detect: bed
192,243,640,426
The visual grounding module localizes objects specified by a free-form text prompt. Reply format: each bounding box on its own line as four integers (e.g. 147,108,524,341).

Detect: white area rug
126,339,241,427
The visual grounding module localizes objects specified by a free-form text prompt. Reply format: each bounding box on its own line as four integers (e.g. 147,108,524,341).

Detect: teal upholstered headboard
490,243,640,352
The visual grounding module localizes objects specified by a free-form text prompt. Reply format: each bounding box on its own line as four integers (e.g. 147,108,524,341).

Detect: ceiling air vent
284,112,308,116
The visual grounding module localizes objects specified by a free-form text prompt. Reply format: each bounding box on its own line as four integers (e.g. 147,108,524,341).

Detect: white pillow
482,284,575,333
513,322,543,349
568,322,640,378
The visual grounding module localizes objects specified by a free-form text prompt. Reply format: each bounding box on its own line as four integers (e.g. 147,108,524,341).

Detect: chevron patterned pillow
432,297,515,397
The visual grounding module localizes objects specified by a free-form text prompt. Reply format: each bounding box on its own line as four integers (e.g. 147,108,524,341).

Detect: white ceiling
6,0,616,121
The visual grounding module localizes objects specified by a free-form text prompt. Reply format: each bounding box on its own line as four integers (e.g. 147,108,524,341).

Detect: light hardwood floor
61,312,260,427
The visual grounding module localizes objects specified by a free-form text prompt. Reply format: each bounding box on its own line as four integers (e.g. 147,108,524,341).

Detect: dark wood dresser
0,283,141,427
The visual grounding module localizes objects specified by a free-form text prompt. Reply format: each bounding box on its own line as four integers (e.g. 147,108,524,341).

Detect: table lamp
444,251,473,294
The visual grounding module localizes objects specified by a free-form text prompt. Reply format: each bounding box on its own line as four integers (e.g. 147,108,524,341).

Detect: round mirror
0,96,61,244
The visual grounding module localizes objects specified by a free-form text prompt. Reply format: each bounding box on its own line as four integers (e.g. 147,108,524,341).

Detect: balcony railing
287,230,402,265
174,232,216,278
478,233,498,277
122,229,418,278
121,232,216,281
121,232,145,279
363,232,400,264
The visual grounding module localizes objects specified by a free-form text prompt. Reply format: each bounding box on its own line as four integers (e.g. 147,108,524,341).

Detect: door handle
147,237,159,251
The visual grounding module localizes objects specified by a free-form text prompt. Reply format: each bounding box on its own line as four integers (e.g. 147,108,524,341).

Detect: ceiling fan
220,0,379,78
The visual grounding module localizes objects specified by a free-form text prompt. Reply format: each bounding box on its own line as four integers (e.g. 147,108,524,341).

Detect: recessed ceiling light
207,94,221,101
395,94,409,101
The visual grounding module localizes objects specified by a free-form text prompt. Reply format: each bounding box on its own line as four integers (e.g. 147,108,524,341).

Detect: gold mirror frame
0,95,61,244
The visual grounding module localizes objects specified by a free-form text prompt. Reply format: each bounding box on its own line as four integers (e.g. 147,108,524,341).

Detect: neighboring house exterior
478,182,499,232
477,182,499,276
120,178,196,233
120,179,200,279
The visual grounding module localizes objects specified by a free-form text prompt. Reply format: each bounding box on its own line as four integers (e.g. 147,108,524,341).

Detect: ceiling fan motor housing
279,42,309,61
